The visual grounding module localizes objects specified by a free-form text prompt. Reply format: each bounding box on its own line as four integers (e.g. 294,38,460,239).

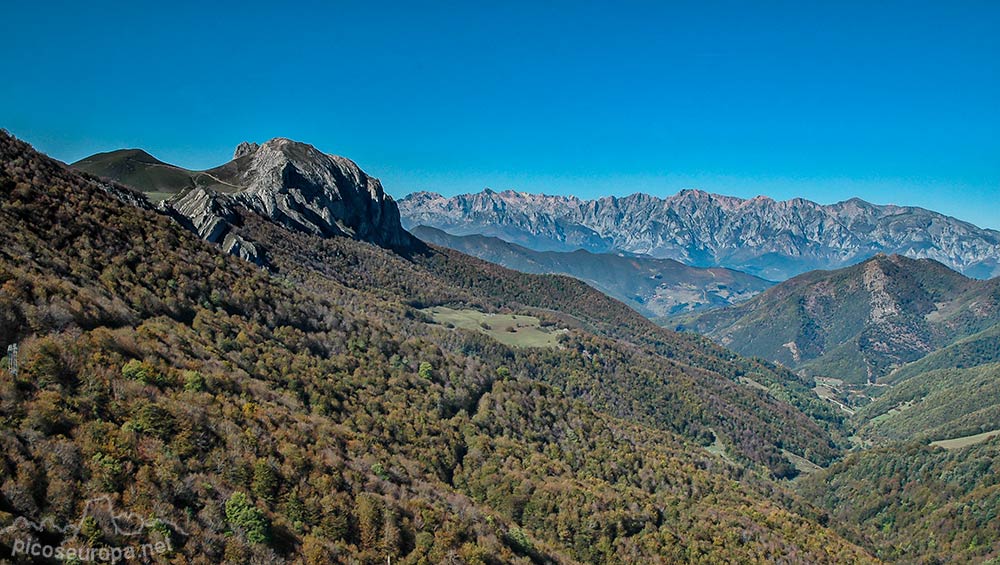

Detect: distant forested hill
680,254,1000,383
410,225,772,318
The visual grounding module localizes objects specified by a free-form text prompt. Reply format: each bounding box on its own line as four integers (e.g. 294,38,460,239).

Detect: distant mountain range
679,253,1000,383
399,189,1000,280
412,225,772,317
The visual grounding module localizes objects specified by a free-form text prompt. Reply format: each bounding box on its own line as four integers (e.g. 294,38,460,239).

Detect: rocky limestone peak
234,141,260,160
405,191,445,203
674,188,712,199
220,137,410,248
138,137,417,267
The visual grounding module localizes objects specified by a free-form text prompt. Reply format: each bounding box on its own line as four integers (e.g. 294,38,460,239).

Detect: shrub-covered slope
853,362,1000,444
799,439,1000,563
0,131,873,562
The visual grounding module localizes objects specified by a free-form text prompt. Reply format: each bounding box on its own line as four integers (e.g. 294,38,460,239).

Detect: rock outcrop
233,141,260,160
137,138,416,266
74,137,415,266
158,187,263,265
224,138,412,248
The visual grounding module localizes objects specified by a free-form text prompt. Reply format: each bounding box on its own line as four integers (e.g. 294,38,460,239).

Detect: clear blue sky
3,1,998,228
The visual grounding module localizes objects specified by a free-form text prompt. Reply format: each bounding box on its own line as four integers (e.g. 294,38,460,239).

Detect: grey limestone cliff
155,138,414,266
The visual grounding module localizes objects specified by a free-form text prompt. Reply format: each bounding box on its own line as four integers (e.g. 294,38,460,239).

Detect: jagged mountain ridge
74,138,415,264
411,225,773,318
399,189,1000,280
679,253,1000,383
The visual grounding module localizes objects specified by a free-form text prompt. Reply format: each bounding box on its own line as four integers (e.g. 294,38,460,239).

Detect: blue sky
2,1,998,228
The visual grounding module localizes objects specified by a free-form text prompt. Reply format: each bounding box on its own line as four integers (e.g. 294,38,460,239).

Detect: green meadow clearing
930,429,1000,450
421,306,566,348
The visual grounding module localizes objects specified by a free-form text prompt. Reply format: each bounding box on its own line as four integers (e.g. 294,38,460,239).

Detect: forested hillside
0,131,873,562
854,362,1000,443
799,439,1000,563
78,136,847,478
883,323,1000,385
242,210,845,478
681,254,1000,383
793,321,1000,563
